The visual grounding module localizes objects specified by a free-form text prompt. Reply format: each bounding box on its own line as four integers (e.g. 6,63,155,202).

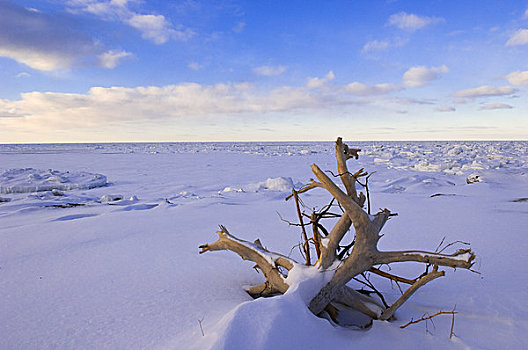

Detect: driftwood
200,137,475,327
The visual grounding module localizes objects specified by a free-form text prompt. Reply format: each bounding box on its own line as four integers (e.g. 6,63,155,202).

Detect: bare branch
343,143,361,160
376,248,475,270
311,163,371,234
320,215,352,268
285,180,323,201
199,226,295,296
380,267,445,320
353,273,390,309
335,137,358,199
292,189,311,265
311,212,323,262
368,267,416,285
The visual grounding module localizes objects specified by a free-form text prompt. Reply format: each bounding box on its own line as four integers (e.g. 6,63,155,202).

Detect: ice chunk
0,168,107,194
100,194,124,203
466,174,481,184
245,177,294,192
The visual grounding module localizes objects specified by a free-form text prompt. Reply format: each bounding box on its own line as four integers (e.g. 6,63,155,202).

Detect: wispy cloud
505,29,528,46
98,50,133,69
362,40,389,53
306,71,335,89
232,21,246,33
434,106,456,112
480,103,513,110
15,72,31,78
188,62,202,71
67,0,194,44
344,82,402,96
396,97,436,105
452,85,518,98
253,65,287,76
0,2,98,71
504,70,528,85
403,65,449,87
387,12,443,32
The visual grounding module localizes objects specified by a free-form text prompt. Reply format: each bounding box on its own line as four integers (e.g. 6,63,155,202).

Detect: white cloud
362,40,389,53
524,8,528,19
0,2,99,71
66,0,131,18
396,97,435,105
402,65,449,87
505,29,528,46
127,14,193,44
0,83,329,132
452,85,518,98
387,12,443,32
127,14,170,44
307,71,335,89
0,47,76,71
98,50,132,68
0,75,402,134
434,106,456,112
504,70,528,85
253,65,287,76
344,82,402,96
67,0,194,44
480,103,513,110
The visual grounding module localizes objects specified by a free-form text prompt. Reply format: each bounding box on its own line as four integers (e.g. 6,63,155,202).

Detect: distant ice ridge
0,168,107,194
0,141,526,173
362,141,528,174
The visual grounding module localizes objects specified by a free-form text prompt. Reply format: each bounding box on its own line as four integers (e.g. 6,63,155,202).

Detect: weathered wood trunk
200,137,475,326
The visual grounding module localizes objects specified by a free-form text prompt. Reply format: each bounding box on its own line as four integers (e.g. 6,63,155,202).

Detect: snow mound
203,266,335,350
205,295,329,350
0,168,107,194
382,174,456,193
219,187,244,193
245,177,294,192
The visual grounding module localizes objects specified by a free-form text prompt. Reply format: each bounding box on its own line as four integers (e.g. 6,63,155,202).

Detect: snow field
1,142,527,349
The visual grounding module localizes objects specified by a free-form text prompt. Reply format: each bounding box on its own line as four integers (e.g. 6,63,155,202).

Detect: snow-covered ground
1,141,527,349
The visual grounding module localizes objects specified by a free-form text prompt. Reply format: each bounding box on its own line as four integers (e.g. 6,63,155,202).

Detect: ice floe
0,168,107,194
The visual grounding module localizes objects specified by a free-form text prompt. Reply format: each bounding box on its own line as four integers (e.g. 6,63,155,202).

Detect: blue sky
1,0,527,142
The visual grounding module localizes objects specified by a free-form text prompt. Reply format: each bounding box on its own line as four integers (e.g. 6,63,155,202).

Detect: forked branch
199,225,295,297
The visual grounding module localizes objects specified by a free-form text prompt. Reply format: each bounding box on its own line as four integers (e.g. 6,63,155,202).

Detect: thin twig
292,189,311,265
368,267,416,285
198,316,205,337
336,240,355,260
400,306,458,339
285,180,322,201
353,273,389,308
437,240,471,254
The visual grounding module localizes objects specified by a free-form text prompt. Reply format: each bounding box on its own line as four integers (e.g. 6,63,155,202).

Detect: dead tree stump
200,137,475,326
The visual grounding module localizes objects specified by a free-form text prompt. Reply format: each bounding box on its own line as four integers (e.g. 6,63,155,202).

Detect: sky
0,0,528,143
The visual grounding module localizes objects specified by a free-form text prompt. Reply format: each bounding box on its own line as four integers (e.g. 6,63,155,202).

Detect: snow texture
1,141,527,349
